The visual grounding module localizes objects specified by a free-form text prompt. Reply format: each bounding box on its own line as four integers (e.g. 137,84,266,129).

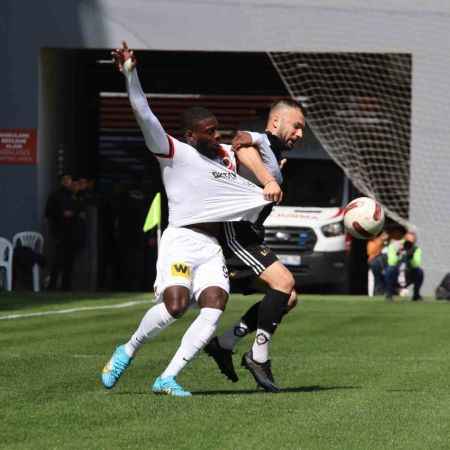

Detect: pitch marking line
0,299,150,321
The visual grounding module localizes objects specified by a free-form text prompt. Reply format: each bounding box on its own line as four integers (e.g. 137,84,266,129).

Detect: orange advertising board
0,129,37,165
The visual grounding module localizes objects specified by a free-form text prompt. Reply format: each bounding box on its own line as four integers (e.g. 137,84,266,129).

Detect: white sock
161,307,222,379
218,321,249,350
251,329,272,363
124,303,176,357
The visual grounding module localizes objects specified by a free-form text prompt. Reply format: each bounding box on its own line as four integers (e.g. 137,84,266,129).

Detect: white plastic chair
12,231,44,292
0,237,13,291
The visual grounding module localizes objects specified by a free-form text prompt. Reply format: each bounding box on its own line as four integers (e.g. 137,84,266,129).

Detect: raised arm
111,42,171,156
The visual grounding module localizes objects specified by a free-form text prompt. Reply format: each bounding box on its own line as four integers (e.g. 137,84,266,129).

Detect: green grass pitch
1,292,450,450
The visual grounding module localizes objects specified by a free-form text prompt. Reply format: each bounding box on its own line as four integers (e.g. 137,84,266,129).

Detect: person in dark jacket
45,174,83,291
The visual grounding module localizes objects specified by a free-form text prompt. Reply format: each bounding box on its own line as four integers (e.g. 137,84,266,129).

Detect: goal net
268,52,412,226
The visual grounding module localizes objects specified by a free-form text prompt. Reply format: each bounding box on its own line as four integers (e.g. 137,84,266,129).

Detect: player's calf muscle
260,262,295,293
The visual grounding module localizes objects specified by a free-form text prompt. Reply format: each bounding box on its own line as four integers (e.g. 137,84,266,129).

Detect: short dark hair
270,99,305,116
181,107,215,133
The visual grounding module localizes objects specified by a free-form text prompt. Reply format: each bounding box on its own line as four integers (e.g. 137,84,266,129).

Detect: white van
262,132,365,293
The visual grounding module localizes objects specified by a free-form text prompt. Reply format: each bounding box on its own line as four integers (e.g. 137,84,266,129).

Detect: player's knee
163,287,190,318
165,298,189,318
285,273,296,292
268,270,295,293
198,287,228,311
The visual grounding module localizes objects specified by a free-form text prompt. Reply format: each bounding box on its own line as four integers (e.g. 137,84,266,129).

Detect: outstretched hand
111,41,136,72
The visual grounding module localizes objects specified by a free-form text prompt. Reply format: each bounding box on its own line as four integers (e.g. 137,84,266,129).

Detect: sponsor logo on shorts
171,262,192,279
259,246,271,257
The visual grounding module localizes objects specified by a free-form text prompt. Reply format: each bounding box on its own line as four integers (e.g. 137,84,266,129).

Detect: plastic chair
12,231,44,292
0,237,13,291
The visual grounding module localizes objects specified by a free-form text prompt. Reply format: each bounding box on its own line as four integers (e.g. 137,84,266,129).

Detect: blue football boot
152,376,192,397
101,345,133,389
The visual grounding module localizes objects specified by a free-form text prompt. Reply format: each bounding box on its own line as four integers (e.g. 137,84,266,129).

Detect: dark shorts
220,222,278,276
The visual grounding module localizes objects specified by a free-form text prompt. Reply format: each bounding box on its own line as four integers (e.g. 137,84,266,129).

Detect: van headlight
321,221,344,237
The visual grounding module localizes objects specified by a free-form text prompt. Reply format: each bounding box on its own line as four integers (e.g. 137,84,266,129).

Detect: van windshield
282,159,344,207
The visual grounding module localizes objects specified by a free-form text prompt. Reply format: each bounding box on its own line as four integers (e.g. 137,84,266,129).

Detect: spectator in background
46,174,73,230
385,231,424,301
72,177,88,256
78,176,97,206
367,231,388,295
45,175,88,291
45,174,76,290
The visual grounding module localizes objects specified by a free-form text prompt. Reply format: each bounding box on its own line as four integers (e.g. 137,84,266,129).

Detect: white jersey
157,137,267,226
124,67,269,227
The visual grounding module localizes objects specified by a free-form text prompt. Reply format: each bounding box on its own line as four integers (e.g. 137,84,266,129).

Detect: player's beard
277,123,295,149
196,139,221,160
266,131,288,161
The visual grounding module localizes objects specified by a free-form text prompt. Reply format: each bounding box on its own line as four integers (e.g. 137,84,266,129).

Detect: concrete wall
2,0,450,293
1,1,90,240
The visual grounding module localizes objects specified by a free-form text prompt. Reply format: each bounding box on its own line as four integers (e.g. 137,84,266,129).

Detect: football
343,197,385,239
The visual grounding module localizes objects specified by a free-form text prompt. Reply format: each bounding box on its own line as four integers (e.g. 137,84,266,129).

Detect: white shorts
154,226,229,303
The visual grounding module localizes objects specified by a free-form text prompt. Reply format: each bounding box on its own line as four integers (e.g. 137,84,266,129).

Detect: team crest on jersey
171,262,192,279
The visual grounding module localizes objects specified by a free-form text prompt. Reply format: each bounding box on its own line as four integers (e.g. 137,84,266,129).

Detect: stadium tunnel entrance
40,48,366,292
40,48,290,291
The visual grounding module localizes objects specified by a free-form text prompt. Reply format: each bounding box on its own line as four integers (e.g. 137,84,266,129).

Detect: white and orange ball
343,197,385,239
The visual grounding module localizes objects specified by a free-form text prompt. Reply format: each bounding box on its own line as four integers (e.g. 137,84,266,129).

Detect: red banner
0,129,37,165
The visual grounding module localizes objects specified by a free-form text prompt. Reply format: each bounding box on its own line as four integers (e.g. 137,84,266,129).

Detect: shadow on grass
385,388,419,393
109,385,360,397
193,385,360,396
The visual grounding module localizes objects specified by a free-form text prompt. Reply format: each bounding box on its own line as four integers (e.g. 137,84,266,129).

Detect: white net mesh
268,52,412,226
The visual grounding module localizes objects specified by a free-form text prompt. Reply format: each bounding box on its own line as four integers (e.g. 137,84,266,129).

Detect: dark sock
240,301,261,333
257,288,290,334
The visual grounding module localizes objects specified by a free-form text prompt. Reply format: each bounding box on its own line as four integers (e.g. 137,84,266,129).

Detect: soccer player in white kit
101,42,281,397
